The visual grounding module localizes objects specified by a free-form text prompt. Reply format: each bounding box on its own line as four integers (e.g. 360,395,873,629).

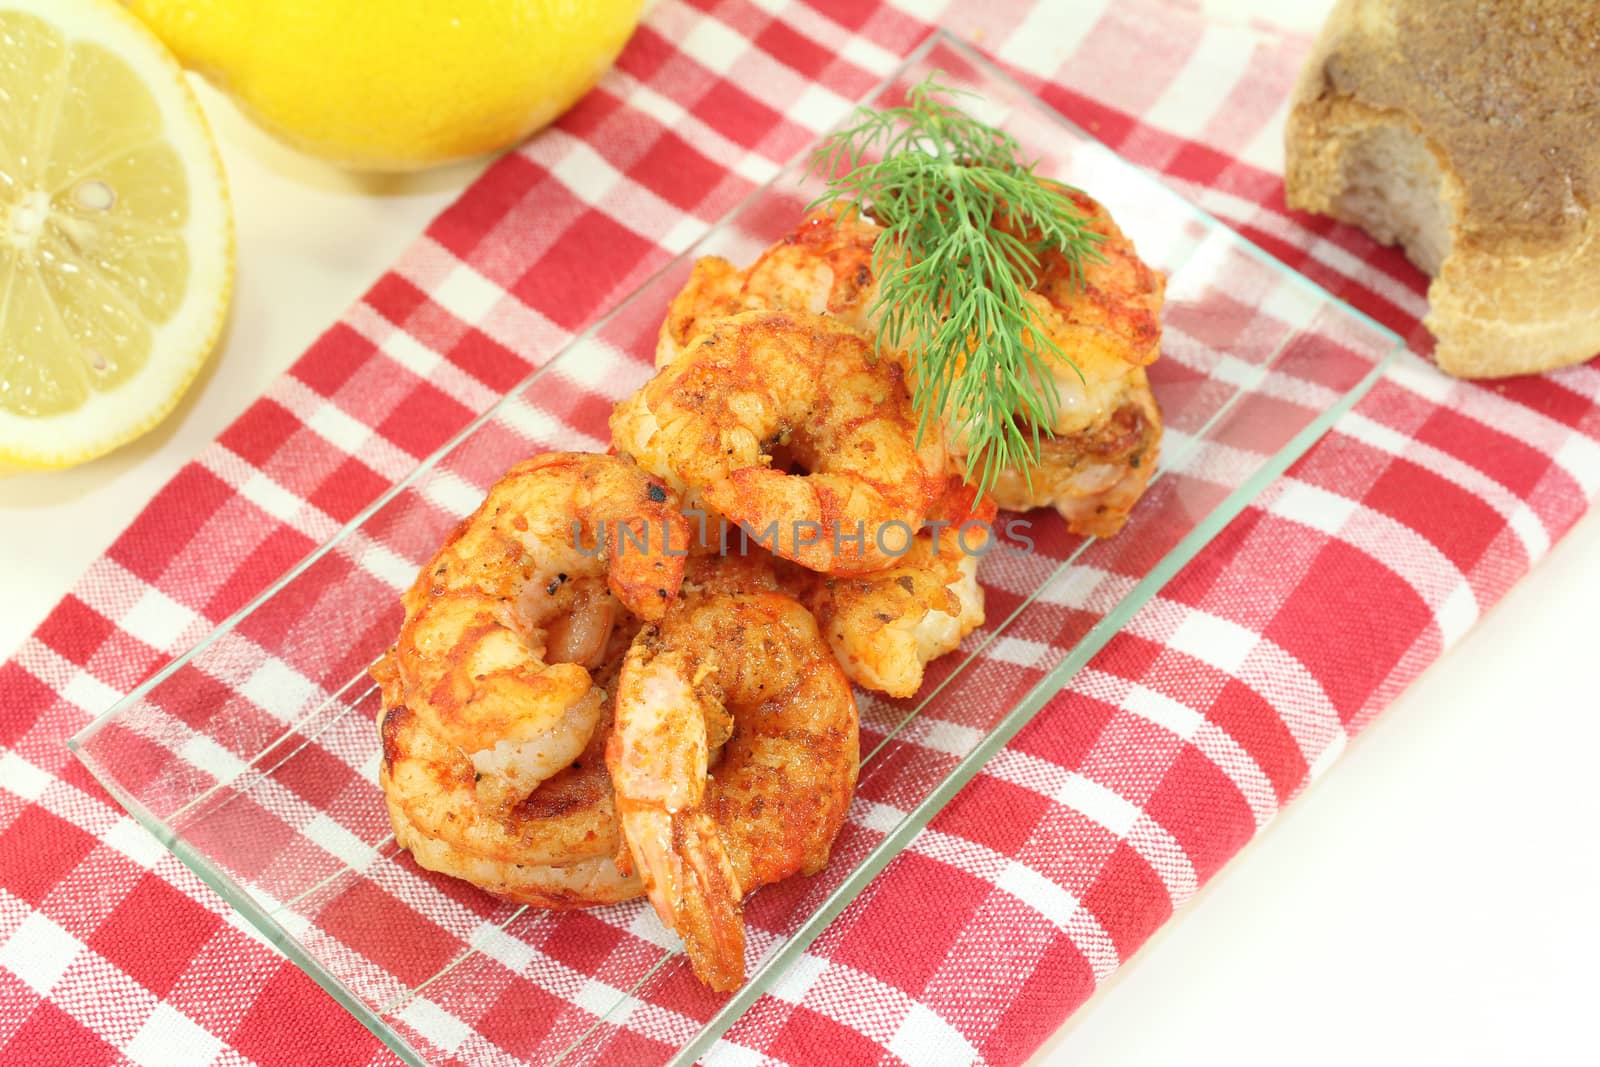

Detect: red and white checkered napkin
4,1,1598,1064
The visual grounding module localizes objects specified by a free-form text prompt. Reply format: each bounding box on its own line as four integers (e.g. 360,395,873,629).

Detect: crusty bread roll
1285,0,1600,379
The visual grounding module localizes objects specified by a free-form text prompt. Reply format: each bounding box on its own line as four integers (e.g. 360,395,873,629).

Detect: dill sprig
807,75,1105,496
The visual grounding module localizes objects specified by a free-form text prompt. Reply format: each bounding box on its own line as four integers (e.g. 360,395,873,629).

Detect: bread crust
1285,0,1600,378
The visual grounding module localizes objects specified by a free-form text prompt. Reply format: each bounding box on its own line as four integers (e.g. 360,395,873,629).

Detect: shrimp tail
612,803,744,989
671,812,746,992
609,588,858,991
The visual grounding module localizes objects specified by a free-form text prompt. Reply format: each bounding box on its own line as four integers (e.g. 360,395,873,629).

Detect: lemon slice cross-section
1,0,232,469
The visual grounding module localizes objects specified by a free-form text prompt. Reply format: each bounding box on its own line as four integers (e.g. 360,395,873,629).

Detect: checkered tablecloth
4,1,1598,1064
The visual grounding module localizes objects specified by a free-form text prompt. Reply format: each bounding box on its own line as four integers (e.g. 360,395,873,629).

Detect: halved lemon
1,0,232,469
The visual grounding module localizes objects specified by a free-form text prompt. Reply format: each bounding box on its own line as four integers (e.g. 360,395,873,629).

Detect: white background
2,2,1596,1065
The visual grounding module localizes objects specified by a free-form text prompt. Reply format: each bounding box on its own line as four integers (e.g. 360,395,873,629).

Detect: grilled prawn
612,310,948,574
372,453,688,900
607,585,859,990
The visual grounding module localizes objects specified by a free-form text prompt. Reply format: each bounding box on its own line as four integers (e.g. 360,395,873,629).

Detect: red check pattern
3,2,1598,1065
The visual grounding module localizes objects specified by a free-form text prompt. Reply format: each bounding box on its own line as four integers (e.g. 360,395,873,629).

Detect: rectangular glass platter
70,30,1403,1067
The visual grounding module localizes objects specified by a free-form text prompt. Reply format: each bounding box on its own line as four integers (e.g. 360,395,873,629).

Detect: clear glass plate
70,30,1402,1067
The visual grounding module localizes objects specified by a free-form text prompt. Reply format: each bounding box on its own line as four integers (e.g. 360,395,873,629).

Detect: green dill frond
806,75,1105,496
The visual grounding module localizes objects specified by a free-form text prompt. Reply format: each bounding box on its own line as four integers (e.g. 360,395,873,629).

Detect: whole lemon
126,0,644,170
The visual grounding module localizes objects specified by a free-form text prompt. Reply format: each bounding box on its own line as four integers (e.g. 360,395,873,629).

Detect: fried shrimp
376,622,645,907
669,199,1162,408
1016,190,1165,438
985,372,1162,538
607,590,860,990
611,309,948,574
800,482,994,698
655,212,882,370
658,256,745,367
378,452,689,815
655,211,884,372
934,193,1164,537
660,202,1164,525
739,209,883,329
